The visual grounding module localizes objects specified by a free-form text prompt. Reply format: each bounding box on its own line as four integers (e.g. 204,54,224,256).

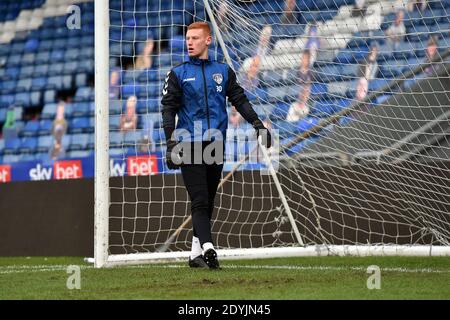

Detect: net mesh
105,0,450,256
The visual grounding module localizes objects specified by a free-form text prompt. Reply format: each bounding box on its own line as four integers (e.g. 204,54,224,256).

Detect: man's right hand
166,139,181,170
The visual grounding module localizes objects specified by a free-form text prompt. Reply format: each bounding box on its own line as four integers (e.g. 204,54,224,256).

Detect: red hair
187,22,211,36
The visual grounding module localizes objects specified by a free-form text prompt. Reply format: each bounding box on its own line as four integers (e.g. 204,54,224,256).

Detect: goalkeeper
161,22,271,269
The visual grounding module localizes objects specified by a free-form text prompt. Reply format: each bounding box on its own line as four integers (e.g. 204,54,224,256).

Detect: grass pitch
0,256,449,299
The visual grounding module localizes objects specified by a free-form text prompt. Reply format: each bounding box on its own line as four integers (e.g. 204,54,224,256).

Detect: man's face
126,96,136,115
301,53,310,69
186,28,211,58
395,11,404,25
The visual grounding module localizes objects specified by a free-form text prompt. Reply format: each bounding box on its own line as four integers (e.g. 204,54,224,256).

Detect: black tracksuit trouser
180,163,223,246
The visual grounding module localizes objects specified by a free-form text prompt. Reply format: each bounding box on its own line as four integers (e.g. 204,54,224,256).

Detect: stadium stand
0,0,449,170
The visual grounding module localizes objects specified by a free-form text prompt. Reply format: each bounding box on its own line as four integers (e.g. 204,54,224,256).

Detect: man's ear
206,35,212,46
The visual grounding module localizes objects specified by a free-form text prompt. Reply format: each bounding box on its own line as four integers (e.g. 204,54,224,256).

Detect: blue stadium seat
74,87,94,102
71,102,90,117
19,137,38,153
68,133,90,150
69,117,91,133
7,54,22,66
152,128,165,145
43,90,56,104
0,94,14,106
110,131,124,148
48,62,64,75
87,133,95,149
52,39,67,50
32,63,49,77
3,138,21,154
63,61,78,75
0,108,6,123
31,77,47,91
16,78,33,91
14,92,31,108
75,73,88,87
24,38,39,53
37,135,53,152
1,80,16,94
50,49,65,63
2,154,20,163
5,67,19,80
121,83,140,98
21,53,35,66
18,153,36,162
64,48,80,61
41,103,58,119
38,119,53,136
21,120,40,137
110,100,122,115
77,59,94,73
35,52,50,65
109,115,121,130
123,130,142,146
67,150,92,159
38,39,53,51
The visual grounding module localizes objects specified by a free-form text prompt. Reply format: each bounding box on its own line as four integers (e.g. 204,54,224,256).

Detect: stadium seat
71,102,90,117
68,133,90,150
75,73,88,87
67,150,92,159
2,154,20,163
19,137,38,153
110,131,124,148
41,103,58,119
30,91,42,108
3,138,21,154
16,77,33,92
32,63,49,77
123,130,142,147
21,120,40,137
87,133,95,149
49,49,65,63
38,119,53,136
14,92,31,108
43,90,56,104
35,53,51,66
22,53,36,66
69,117,91,134
18,153,36,162
48,62,64,75
74,87,94,102
109,115,121,130
37,135,53,153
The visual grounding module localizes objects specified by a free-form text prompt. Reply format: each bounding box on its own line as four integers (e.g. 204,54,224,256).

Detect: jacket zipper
201,61,211,130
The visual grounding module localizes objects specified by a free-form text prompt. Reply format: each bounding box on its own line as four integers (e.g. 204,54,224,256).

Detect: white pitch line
1,264,449,275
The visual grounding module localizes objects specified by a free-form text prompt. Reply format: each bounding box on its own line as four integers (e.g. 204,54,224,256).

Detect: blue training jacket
161,56,259,142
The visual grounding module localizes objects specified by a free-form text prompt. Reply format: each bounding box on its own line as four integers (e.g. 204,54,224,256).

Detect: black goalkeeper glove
252,119,272,149
166,139,181,170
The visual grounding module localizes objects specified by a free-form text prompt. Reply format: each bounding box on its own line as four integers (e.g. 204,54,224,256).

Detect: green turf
0,256,449,299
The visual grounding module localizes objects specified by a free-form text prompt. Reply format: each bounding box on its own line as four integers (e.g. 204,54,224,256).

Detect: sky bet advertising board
0,153,162,183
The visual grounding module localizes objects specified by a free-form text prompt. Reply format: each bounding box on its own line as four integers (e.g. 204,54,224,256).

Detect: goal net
95,0,450,267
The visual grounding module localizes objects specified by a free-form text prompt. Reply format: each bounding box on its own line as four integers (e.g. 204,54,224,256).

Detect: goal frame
94,0,450,268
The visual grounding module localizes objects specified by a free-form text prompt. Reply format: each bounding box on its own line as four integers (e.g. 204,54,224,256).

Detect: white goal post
94,0,450,268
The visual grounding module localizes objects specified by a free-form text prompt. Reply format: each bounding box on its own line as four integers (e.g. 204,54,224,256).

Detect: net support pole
258,138,305,246
203,0,234,68
94,0,110,268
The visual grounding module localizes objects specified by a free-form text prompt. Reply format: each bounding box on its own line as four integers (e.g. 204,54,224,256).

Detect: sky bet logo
127,155,158,176
29,160,83,180
0,165,11,183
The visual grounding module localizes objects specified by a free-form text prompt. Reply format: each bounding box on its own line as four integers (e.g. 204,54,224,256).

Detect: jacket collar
188,56,212,65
